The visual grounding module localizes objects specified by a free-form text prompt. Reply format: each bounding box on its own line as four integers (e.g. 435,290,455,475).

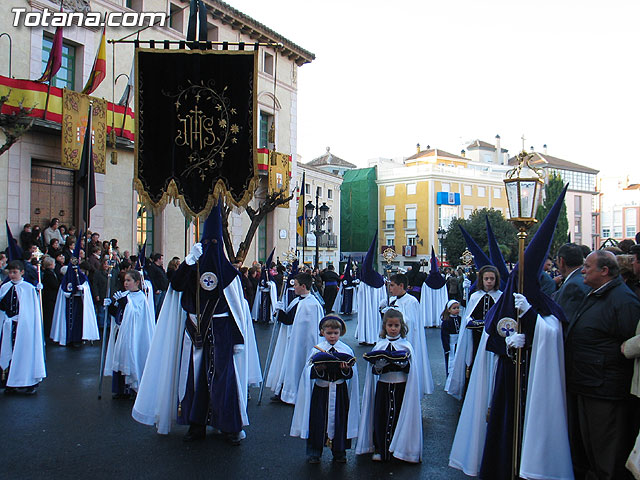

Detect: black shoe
3,387,17,395
270,394,282,402
21,386,37,395
227,431,245,446
183,424,206,442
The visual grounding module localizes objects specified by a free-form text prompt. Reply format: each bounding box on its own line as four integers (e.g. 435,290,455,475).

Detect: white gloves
113,290,127,301
36,282,43,291
505,333,525,349
103,298,112,307
233,344,244,354
76,284,85,291
374,358,389,370
274,301,284,311
513,293,531,315
63,292,72,299
463,278,471,289
185,243,203,265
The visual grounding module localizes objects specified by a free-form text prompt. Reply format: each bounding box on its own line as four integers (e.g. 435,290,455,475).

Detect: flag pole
85,101,93,238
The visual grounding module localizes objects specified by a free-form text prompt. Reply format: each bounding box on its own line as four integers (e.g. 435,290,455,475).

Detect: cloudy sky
231,0,639,174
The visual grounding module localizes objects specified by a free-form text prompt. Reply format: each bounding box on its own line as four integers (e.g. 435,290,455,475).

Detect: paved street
0,313,467,479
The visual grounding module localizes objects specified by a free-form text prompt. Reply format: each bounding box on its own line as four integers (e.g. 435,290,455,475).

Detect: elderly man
565,250,640,479
553,243,590,320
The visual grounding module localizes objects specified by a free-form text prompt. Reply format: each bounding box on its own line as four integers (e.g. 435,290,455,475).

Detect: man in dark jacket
565,250,640,479
146,253,169,316
319,264,339,314
553,243,590,321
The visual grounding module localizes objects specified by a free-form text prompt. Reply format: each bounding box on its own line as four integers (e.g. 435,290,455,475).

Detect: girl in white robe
356,308,422,463
104,270,155,397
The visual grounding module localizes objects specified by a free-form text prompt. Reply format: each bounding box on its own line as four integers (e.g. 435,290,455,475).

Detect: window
482,153,492,163
327,189,333,199
575,218,581,233
627,226,637,238
263,51,274,75
386,185,395,196
305,183,310,195
384,208,395,229
407,236,416,246
207,23,219,42
477,186,486,197
125,0,143,11
614,226,623,237
42,35,75,90
463,207,473,219
464,185,472,196
405,207,417,229
259,111,273,149
441,182,450,192
316,186,322,197
327,216,333,233
438,205,458,230
493,188,502,199
407,183,416,195
136,197,154,253
602,227,610,237
169,3,183,32
385,236,395,246
625,209,636,238
257,216,267,262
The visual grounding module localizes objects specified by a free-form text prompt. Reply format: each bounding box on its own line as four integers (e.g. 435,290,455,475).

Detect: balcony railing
296,233,338,248
403,219,417,229
382,220,395,230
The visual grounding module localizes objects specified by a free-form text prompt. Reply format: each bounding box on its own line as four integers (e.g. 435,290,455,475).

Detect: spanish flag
82,26,106,95
296,171,305,240
37,22,63,83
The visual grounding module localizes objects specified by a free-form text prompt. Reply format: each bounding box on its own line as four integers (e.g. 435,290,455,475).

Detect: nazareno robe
355,282,386,345
265,293,324,404
356,336,423,463
132,262,261,435
290,340,360,452
0,280,46,387
103,290,155,392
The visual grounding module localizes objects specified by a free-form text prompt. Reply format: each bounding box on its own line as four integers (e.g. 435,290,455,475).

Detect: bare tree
0,92,35,156
221,187,294,264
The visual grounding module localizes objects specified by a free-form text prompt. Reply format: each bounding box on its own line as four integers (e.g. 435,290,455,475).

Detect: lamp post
503,150,545,480
305,187,329,268
436,227,446,262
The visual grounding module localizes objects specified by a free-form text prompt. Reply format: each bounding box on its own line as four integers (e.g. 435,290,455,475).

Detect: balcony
403,219,417,230
296,233,338,248
382,220,395,230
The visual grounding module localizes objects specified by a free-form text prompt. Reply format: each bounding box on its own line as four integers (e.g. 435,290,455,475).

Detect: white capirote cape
0,280,46,387
132,275,262,434
290,340,360,441
141,279,154,309
355,283,386,345
332,282,358,314
50,281,100,345
449,313,574,480
268,294,324,404
355,337,423,463
445,289,502,399
103,290,156,392
420,282,448,327
382,293,434,396
251,280,277,323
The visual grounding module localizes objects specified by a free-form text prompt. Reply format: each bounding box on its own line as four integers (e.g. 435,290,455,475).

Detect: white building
596,174,640,247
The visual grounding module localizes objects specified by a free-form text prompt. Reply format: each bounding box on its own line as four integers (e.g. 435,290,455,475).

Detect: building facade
595,174,640,248
373,145,510,271
0,0,314,264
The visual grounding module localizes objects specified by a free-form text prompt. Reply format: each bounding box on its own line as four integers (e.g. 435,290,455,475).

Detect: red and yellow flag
82,27,106,94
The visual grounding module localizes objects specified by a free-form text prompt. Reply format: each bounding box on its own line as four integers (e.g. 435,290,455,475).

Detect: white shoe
371,453,382,462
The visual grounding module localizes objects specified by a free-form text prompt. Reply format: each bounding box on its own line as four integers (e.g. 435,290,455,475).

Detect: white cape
445,289,502,399
332,284,357,314
290,340,360,441
268,294,324,404
355,337,423,463
383,294,434,396
251,280,277,323
449,314,574,479
355,283,386,345
420,283,448,327
132,276,261,434
50,281,100,345
103,290,156,391
0,280,46,387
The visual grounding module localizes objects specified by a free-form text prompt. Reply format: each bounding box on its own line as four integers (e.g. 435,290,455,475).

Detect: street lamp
503,150,545,479
305,188,329,268
436,227,446,262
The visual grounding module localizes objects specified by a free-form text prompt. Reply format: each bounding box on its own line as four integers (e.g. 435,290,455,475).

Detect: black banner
135,49,257,216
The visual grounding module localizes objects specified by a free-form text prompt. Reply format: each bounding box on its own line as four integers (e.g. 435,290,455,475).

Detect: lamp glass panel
505,181,520,218
519,181,538,218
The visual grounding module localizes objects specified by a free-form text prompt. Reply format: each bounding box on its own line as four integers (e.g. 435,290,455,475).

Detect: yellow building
372,145,509,270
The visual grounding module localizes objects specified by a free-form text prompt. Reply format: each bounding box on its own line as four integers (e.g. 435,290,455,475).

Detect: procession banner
268,151,292,208
134,49,258,217
62,90,107,174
